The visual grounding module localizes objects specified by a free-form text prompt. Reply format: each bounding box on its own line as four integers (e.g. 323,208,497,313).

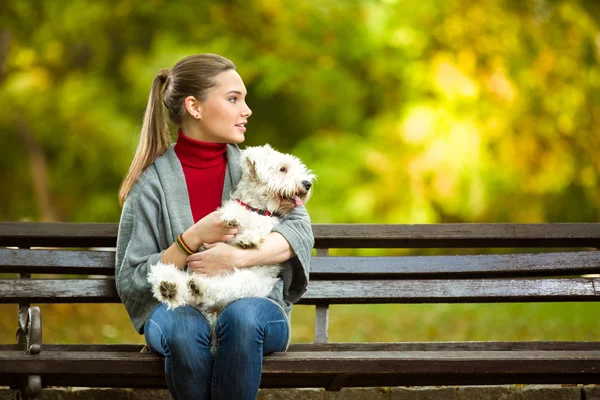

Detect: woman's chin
230,132,246,143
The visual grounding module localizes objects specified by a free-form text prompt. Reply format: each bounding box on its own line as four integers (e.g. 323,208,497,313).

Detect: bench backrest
1,222,599,342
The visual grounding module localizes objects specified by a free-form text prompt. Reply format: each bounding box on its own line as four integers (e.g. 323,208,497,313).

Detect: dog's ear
242,154,258,180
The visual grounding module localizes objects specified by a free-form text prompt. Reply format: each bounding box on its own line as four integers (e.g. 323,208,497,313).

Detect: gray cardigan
115,144,314,348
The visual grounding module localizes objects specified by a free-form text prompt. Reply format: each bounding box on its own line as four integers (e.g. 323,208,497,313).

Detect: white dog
148,144,315,320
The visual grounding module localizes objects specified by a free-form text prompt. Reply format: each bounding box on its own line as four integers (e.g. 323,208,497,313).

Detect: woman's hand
183,211,238,251
186,242,248,277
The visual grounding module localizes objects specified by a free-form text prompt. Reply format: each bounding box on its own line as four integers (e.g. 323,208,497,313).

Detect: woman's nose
242,106,252,118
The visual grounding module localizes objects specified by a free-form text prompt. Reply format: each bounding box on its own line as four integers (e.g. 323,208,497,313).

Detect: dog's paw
237,240,258,249
220,209,240,227
232,231,264,249
148,262,189,309
222,217,240,228
187,276,205,304
159,281,178,300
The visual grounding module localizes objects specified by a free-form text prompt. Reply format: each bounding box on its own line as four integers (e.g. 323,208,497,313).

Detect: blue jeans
144,297,289,400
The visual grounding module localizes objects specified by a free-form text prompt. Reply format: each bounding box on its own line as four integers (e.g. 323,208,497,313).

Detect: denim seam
262,320,288,352
148,318,182,400
211,316,224,400
264,297,291,350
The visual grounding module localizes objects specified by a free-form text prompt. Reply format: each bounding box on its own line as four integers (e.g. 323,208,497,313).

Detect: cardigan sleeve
115,172,166,332
272,205,314,304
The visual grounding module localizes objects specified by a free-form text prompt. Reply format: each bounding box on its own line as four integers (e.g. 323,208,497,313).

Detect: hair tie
158,68,170,83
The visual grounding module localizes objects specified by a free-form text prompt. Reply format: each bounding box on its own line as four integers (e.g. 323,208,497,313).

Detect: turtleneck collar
174,128,227,169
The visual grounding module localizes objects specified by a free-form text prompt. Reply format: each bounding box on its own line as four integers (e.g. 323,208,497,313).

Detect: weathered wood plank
1,350,598,375
0,279,118,303
0,222,118,248
2,222,600,248
3,249,599,279
300,278,600,304
0,350,163,375
289,341,600,352
1,371,596,390
0,249,115,275
1,346,599,389
310,251,600,279
0,373,597,390
312,223,600,249
1,278,597,304
3,341,600,354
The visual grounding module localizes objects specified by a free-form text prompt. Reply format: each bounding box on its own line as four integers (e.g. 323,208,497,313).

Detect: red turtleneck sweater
174,129,227,223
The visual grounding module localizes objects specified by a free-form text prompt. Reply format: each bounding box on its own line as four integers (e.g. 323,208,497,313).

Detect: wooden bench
1,222,600,399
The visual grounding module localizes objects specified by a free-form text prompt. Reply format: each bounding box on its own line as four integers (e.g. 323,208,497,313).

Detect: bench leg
314,304,329,344
16,376,42,399
327,373,348,391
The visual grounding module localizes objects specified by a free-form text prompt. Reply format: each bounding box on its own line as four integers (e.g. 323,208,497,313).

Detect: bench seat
1,342,599,390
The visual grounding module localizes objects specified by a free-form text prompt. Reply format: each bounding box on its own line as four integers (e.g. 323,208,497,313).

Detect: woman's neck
179,121,216,143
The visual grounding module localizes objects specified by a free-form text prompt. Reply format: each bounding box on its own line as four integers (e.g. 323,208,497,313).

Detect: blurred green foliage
1,0,599,224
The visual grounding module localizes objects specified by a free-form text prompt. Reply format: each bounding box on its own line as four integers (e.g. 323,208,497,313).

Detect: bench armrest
26,306,42,355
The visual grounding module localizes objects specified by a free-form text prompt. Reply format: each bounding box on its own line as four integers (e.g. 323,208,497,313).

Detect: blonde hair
119,54,236,205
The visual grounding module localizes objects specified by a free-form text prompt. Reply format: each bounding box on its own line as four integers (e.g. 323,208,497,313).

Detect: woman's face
196,69,252,144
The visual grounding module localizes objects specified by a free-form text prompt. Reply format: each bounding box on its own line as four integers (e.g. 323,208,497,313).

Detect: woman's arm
186,205,314,281
186,231,294,276
186,205,313,303
115,175,167,332
161,211,238,269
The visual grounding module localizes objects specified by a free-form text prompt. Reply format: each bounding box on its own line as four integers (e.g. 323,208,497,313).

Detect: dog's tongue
294,196,303,207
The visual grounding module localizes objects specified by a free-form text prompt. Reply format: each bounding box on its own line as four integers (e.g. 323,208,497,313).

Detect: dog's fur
148,144,314,323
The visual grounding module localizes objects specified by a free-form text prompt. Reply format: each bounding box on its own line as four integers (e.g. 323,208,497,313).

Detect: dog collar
236,199,280,217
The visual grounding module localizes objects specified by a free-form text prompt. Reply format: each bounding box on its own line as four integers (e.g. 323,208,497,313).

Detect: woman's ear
184,96,202,119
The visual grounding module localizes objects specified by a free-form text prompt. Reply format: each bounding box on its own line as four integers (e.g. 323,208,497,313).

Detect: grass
1,302,598,344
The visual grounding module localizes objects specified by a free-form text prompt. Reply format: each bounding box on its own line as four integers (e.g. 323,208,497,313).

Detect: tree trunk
15,117,61,222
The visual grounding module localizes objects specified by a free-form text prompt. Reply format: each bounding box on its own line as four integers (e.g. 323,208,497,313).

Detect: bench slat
1,371,596,390
313,223,600,249
0,278,597,304
0,222,118,248
303,278,600,304
2,344,599,389
0,279,118,303
1,349,598,375
311,251,600,279
0,248,115,275
3,249,599,279
3,341,600,353
2,222,600,248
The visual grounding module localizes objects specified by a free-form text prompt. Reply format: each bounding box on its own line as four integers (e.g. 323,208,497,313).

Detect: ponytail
119,69,171,206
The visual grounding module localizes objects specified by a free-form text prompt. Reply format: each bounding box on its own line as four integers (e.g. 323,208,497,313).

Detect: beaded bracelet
176,233,195,256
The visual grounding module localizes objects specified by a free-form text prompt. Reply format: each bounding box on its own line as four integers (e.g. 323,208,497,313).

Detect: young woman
115,54,314,400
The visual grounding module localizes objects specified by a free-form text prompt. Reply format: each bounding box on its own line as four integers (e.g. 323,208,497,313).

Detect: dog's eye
279,167,287,173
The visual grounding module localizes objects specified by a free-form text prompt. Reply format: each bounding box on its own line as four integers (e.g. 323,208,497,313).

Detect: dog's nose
301,180,312,191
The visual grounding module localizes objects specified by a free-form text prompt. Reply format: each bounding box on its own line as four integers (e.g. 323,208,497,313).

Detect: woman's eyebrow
225,90,245,95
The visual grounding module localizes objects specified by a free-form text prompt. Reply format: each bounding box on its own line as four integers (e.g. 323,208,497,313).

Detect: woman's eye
229,97,237,103
279,167,287,172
